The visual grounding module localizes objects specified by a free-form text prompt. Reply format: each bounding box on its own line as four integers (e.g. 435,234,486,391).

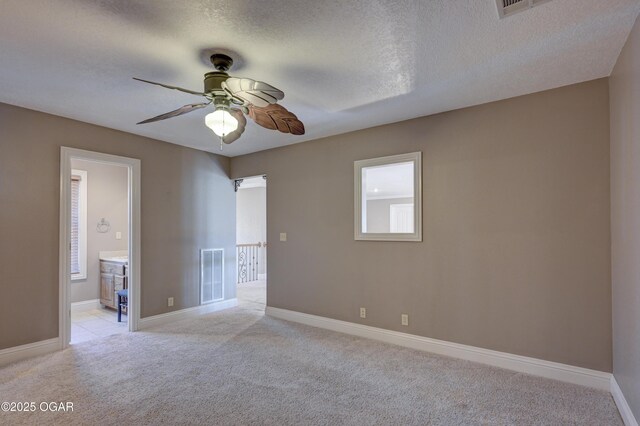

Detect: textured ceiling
1,0,639,157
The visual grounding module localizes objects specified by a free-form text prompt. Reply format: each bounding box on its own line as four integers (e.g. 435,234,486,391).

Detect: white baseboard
138,298,238,330
266,307,612,391
612,376,639,426
71,299,101,313
0,338,60,368
258,274,267,280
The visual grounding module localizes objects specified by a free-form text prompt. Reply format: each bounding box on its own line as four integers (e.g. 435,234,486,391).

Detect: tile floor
70,307,128,344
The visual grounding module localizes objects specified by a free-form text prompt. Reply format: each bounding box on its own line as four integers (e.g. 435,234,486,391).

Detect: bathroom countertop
99,255,128,263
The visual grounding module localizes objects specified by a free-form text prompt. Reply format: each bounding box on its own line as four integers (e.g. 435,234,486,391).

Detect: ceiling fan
134,53,304,148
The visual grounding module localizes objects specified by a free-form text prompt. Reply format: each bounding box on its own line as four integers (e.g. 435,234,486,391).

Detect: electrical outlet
280,232,287,242
115,231,122,240
401,314,409,326
168,297,174,307
360,307,366,318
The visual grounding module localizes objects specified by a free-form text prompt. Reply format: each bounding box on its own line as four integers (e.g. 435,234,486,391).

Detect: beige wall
231,79,612,371
610,14,640,418
70,159,128,304
0,103,236,350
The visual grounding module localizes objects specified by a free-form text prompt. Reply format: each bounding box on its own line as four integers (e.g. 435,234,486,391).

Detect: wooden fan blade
222,109,247,144
221,78,284,108
248,104,305,135
136,102,210,125
133,77,206,96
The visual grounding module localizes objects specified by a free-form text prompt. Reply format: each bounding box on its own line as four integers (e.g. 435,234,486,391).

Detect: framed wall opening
59,147,141,349
234,175,267,309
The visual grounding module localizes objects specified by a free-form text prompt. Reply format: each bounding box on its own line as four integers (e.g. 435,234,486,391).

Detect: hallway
237,279,265,311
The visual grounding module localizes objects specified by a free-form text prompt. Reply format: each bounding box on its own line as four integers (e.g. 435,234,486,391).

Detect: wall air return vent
496,0,553,18
201,248,224,304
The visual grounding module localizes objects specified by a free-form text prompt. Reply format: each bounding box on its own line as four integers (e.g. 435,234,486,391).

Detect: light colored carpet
0,297,621,425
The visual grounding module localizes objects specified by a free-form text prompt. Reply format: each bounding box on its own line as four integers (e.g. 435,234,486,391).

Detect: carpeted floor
0,290,622,425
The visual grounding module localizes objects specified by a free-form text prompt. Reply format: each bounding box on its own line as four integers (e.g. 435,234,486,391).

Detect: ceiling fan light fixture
205,108,238,137
134,52,304,145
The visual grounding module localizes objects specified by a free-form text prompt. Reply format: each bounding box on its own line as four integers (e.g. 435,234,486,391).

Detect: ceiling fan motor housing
204,71,229,96
205,54,235,95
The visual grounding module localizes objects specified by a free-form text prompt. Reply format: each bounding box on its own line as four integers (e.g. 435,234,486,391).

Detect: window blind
70,175,81,275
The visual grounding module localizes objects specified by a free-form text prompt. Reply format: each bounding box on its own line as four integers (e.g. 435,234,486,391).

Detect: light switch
279,232,287,242
115,231,122,240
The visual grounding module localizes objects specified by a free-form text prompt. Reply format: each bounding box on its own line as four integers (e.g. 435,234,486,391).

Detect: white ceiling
1,0,638,157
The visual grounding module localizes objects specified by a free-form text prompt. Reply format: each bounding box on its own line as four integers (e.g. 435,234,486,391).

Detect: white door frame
59,147,141,349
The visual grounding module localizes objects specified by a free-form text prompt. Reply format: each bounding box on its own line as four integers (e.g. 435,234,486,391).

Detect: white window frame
71,169,87,280
354,152,422,241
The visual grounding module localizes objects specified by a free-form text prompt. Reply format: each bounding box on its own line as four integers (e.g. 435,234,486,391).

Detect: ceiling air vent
496,0,552,19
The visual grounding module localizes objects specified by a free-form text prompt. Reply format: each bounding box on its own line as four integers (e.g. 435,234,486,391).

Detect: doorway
59,147,141,349
235,175,267,309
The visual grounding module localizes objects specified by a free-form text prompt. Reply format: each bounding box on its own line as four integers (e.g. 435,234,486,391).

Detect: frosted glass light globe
205,109,238,137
